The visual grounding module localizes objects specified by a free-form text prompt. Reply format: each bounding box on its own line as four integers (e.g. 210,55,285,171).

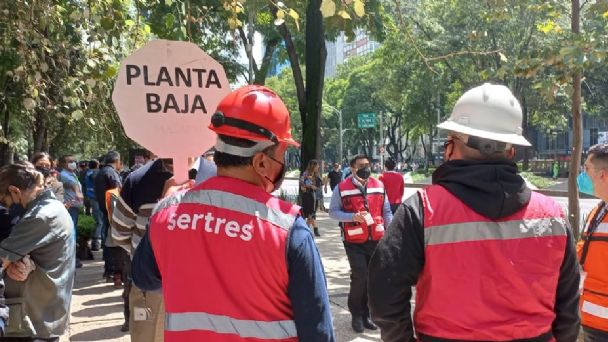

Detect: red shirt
379,171,405,205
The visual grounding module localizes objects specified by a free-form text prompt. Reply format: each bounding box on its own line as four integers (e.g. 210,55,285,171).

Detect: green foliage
77,214,96,238
519,171,558,189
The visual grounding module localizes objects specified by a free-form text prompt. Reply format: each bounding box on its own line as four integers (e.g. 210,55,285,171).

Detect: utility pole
379,111,384,169
339,109,343,164
247,2,255,84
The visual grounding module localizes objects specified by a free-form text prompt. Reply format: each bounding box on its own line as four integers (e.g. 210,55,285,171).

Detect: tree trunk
33,111,46,153
0,107,9,166
568,0,582,237
300,0,326,172
255,37,280,85
521,93,530,171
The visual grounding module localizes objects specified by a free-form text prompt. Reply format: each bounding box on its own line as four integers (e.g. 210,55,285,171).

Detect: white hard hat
437,83,531,146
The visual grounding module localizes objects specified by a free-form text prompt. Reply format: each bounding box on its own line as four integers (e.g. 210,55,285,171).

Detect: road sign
357,112,376,128
112,40,230,182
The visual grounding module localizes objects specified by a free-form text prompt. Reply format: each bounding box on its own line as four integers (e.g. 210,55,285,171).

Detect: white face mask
67,162,77,171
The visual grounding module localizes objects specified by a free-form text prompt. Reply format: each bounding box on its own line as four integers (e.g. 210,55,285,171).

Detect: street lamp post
324,104,345,163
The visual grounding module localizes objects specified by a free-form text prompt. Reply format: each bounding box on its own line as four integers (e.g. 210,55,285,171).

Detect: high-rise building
325,30,380,78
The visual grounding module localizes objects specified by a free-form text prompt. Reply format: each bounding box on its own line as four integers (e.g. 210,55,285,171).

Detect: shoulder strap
581,201,608,267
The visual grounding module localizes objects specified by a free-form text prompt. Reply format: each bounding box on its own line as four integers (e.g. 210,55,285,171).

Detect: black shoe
75,259,83,269
120,321,129,332
91,242,100,251
363,315,377,330
351,315,364,333
314,228,321,237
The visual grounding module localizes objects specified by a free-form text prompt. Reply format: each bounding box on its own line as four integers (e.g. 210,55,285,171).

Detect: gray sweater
0,189,75,338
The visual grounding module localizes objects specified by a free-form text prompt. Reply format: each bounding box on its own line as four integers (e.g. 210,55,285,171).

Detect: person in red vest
131,85,335,341
378,159,405,214
576,144,608,340
329,154,393,333
368,83,580,342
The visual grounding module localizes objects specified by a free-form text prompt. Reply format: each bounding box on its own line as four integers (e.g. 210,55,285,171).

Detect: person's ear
7,185,19,196
251,152,270,175
506,147,516,159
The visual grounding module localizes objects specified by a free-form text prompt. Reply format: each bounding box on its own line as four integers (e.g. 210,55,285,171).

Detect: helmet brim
281,137,300,148
437,120,531,147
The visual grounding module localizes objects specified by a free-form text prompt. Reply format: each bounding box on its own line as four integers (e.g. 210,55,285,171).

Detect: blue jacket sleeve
287,217,335,341
383,195,394,225
132,229,162,291
328,188,354,222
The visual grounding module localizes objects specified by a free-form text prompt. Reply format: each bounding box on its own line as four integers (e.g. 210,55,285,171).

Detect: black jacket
368,159,580,342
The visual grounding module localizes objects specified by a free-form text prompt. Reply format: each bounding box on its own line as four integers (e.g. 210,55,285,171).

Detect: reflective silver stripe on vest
165,312,297,339
153,190,297,231
340,187,384,197
425,217,567,246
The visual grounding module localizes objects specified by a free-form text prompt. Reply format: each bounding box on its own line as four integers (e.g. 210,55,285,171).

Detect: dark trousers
584,326,608,341
343,240,378,317
123,257,132,322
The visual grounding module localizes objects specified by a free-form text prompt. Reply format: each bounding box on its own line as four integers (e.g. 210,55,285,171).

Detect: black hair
588,144,608,167
214,135,277,168
0,162,43,193
188,168,198,180
31,152,51,165
58,154,74,167
88,159,99,169
350,154,369,168
384,158,396,170
104,150,121,164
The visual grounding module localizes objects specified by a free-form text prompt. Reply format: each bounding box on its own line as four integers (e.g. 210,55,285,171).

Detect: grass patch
519,171,558,189
285,169,300,178
411,172,428,182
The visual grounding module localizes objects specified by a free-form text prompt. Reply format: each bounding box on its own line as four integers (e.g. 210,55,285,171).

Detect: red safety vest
338,177,386,243
415,185,567,341
379,171,405,205
149,176,300,342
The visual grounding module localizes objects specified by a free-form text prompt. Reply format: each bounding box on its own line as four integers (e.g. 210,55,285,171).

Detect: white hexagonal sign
112,39,230,181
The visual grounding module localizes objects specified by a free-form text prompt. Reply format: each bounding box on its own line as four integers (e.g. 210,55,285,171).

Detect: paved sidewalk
63,212,380,341
62,254,129,341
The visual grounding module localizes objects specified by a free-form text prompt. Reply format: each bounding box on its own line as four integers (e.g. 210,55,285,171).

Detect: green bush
411,173,428,182
77,215,96,238
519,172,558,189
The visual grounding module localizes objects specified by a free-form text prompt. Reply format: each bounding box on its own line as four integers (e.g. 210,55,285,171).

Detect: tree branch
255,37,280,85
276,23,306,124
238,27,259,76
425,49,503,62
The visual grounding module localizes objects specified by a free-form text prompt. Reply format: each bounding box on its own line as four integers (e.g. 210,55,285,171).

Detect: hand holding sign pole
112,40,230,182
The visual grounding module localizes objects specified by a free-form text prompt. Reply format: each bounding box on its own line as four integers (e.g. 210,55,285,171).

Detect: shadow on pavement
72,302,124,318
70,323,128,341
82,295,123,307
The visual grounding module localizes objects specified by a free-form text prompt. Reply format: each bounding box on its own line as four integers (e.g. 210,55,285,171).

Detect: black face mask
356,166,371,180
35,166,51,179
263,156,287,193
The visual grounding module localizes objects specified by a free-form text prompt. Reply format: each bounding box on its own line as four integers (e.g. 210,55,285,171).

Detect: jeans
343,240,378,317
67,207,80,238
89,198,104,242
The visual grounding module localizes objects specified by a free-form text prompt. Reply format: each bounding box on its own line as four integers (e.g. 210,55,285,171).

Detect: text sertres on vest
149,176,300,341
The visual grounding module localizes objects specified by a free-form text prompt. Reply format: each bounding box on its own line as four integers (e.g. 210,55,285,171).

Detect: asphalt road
279,178,600,227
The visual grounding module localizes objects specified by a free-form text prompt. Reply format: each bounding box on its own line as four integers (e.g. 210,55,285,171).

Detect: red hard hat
209,85,299,147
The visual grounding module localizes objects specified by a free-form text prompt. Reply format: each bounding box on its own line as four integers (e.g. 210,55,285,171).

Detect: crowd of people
0,82,605,342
